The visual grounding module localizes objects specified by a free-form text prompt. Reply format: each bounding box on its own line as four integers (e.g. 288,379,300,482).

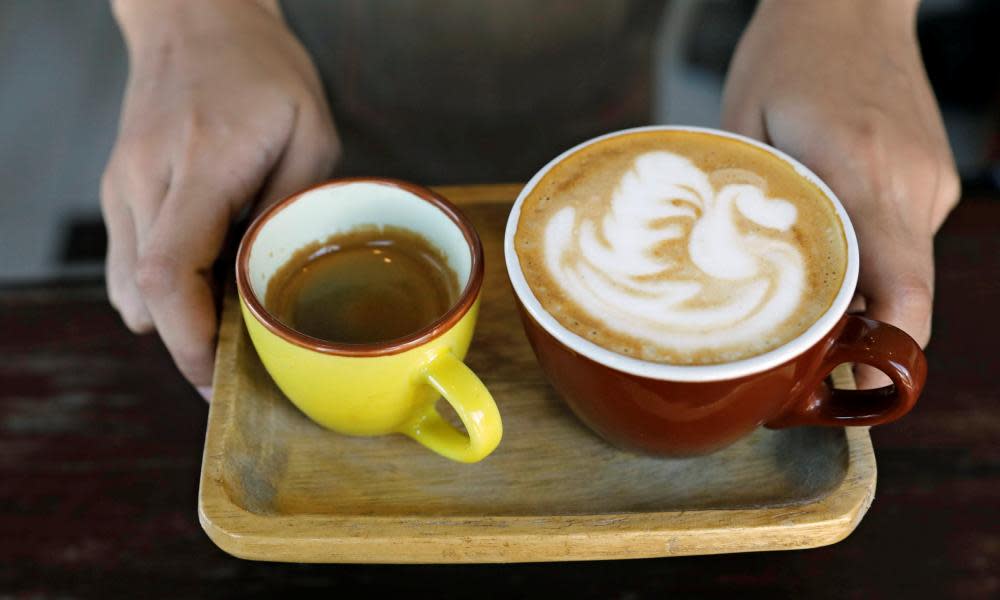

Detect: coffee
514,130,848,365
265,226,459,344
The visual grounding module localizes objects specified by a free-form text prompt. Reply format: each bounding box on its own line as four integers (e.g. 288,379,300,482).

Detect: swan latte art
514,130,848,365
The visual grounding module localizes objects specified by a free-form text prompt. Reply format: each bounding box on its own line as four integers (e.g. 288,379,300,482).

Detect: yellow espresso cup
235,178,502,463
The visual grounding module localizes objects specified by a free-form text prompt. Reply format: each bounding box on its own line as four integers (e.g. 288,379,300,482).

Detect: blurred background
1,0,997,282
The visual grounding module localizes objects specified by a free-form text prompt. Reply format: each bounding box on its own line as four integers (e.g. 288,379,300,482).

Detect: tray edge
197,185,877,563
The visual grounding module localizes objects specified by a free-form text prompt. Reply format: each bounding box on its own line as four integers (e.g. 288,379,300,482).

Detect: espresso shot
265,226,459,344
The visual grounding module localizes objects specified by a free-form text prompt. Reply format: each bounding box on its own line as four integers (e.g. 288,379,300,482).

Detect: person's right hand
102,0,340,396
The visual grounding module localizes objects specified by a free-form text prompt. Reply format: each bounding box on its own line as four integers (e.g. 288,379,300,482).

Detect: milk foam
543,151,806,354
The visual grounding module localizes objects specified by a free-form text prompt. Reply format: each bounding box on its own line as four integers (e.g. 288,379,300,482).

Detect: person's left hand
721,0,960,388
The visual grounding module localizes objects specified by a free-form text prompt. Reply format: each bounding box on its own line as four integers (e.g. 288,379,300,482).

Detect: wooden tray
198,184,876,564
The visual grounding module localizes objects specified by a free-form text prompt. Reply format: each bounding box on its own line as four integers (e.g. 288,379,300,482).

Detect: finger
253,108,340,217
109,141,172,245
720,95,768,142
135,169,247,388
855,243,934,389
859,244,934,348
197,386,213,402
101,169,154,333
109,138,174,327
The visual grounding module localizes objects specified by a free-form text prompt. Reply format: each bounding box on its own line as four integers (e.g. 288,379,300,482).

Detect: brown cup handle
767,315,927,428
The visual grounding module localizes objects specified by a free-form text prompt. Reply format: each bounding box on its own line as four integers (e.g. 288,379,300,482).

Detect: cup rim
504,125,860,382
236,177,484,357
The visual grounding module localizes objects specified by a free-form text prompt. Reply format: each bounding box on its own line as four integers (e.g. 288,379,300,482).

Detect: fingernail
197,386,213,401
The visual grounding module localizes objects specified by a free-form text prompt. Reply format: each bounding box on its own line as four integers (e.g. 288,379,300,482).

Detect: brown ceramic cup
504,126,927,456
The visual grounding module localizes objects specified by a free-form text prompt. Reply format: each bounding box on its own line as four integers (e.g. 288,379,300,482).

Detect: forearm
755,0,920,32
111,0,283,51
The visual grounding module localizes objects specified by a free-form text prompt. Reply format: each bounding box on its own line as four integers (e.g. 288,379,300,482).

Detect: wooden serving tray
198,184,876,563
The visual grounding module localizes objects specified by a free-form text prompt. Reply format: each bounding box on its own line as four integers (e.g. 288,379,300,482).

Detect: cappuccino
514,130,848,365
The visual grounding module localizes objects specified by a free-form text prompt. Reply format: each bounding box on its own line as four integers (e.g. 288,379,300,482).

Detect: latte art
545,150,807,353
515,130,848,364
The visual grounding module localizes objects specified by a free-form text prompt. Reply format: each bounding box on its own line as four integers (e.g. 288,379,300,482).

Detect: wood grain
197,184,875,563
4,193,997,596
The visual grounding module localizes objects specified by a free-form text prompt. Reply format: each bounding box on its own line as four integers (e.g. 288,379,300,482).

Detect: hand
102,0,340,395
722,0,959,388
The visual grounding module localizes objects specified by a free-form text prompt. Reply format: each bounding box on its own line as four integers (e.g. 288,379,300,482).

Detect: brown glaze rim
236,177,484,357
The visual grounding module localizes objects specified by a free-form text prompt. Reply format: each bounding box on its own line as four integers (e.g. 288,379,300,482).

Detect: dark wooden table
2,195,998,599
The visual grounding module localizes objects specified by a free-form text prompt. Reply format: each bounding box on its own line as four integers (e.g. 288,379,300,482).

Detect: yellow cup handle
402,352,502,463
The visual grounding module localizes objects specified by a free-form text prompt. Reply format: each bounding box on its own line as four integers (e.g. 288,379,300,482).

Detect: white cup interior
504,125,860,382
247,181,472,303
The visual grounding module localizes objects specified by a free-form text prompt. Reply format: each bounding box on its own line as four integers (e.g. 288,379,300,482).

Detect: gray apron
285,0,665,182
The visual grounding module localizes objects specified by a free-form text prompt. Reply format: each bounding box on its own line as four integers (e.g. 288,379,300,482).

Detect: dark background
1,1,998,598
